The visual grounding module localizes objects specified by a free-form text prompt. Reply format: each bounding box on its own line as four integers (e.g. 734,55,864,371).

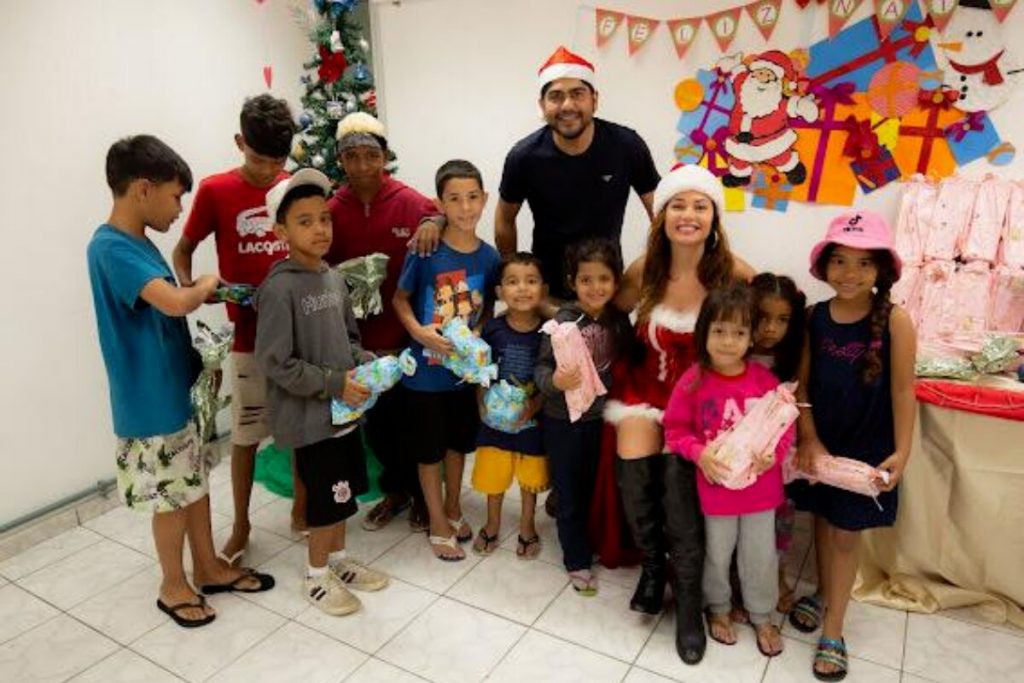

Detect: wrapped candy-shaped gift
331,349,417,425
482,380,535,434
440,317,499,387
191,321,234,447
209,283,256,307
540,318,606,423
334,253,389,319
710,382,799,490
784,454,890,503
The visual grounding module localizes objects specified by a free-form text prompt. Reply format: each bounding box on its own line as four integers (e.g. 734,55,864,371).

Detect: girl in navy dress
789,210,916,682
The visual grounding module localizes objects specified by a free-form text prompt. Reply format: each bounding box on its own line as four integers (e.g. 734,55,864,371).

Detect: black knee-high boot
616,455,667,614
663,456,707,665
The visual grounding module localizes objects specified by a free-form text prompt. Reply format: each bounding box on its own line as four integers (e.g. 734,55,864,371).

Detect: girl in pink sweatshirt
663,283,794,659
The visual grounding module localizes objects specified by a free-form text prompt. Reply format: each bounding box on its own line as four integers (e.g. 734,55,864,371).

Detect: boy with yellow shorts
471,253,549,558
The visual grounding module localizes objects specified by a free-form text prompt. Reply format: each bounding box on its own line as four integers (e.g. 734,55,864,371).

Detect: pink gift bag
784,454,890,500
1001,182,1024,268
891,263,924,327
894,177,926,265
925,178,978,261
711,382,799,490
917,260,957,341
988,265,1024,332
961,177,1010,263
948,261,993,335
541,318,607,422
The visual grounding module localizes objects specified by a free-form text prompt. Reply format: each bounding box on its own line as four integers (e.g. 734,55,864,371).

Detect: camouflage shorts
115,422,209,513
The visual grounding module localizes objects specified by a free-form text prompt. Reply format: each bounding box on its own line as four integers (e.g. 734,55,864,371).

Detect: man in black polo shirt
412,47,659,302
495,46,660,300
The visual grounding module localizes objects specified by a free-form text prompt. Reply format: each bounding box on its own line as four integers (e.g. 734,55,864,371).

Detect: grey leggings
703,510,778,625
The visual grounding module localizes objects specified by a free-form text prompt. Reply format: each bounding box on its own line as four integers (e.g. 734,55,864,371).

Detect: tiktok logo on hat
843,214,864,232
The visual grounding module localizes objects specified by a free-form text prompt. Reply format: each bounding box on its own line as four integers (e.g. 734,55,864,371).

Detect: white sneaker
330,558,390,592
305,570,361,615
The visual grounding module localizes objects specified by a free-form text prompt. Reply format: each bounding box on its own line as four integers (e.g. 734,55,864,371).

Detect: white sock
328,550,348,565
307,564,328,579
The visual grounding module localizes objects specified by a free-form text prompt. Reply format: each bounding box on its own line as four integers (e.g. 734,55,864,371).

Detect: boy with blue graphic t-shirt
393,160,500,561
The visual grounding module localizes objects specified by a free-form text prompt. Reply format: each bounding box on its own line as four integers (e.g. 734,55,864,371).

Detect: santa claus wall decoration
716,50,820,188
936,0,1022,111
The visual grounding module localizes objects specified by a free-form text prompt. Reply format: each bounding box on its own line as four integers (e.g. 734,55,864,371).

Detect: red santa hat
747,50,797,87
537,46,596,90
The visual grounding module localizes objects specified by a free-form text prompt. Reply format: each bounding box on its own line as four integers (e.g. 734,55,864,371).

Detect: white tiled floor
1,456,1022,683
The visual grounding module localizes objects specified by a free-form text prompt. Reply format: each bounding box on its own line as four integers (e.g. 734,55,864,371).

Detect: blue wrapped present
807,3,936,92
440,317,499,387
943,111,1001,167
331,349,417,425
482,380,536,434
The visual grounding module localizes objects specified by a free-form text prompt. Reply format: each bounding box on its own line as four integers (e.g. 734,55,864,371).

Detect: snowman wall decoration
937,0,1022,112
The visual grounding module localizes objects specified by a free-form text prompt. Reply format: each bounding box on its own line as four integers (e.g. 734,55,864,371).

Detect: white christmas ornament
937,0,1021,112
330,30,344,53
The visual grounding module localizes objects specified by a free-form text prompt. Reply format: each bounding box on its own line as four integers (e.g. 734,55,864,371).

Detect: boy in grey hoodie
256,169,390,616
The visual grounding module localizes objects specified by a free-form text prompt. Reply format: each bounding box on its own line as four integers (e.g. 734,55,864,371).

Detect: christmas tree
290,0,392,185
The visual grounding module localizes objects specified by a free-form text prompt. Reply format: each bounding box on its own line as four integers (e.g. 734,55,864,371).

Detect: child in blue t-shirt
86,136,273,630
393,160,500,561
470,253,548,559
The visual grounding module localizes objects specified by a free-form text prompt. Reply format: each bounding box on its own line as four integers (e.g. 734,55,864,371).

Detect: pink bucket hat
808,210,902,281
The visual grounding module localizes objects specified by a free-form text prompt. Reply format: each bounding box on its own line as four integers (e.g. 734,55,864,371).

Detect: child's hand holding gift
553,363,582,392
340,371,371,407
698,443,732,485
415,323,455,356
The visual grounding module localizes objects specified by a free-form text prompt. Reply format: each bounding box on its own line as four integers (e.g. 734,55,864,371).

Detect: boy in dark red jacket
326,112,438,532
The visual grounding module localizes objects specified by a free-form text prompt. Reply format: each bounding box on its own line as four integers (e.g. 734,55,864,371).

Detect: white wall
371,0,1024,303
4,0,1024,523
0,0,309,522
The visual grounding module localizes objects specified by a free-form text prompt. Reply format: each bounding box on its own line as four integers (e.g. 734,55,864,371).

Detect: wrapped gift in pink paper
961,177,1010,263
988,265,1024,332
710,382,799,490
891,263,924,327
917,260,957,341
894,177,926,265
784,454,889,501
1001,182,1024,268
947,261,993,335
540,318,606,422
925,177,978,261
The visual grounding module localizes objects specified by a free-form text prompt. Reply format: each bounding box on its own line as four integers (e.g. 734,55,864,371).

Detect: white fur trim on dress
724,128,797,163
604,400,664,425
649,305,697,334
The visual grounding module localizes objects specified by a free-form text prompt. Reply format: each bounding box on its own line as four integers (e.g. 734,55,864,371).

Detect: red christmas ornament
318,44,348,84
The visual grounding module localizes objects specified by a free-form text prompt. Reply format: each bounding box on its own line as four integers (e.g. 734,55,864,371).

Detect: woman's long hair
637,204,737,324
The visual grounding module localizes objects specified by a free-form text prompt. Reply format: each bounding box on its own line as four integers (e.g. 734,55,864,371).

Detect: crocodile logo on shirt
236,206,273,239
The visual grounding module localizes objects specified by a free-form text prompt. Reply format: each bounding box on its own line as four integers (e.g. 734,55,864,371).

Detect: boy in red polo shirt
172,94,298,565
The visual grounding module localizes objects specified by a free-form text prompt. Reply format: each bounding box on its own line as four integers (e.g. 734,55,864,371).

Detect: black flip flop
157,596,215,628
201,568,275,595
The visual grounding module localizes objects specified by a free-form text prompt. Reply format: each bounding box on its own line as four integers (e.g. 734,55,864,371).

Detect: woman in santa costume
603,164,754,665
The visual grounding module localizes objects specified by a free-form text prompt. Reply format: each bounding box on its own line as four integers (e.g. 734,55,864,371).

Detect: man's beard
550,113,590,139
740,77,783,118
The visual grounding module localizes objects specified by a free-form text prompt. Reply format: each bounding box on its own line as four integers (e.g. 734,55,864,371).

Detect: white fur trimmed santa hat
653,163,725,217
748,50,797,87
537,46,596,90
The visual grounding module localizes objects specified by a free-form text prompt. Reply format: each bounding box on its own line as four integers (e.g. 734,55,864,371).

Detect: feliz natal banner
594,0,1020,58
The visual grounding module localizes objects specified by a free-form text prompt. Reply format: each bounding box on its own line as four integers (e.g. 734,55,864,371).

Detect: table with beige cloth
854,399,1024,628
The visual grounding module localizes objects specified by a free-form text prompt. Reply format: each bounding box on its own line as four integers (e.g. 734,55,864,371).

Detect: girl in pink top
663,284,794,658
